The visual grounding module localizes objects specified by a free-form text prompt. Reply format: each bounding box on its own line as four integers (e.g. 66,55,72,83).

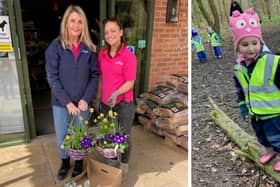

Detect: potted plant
94,109,128,159
61,108,95,160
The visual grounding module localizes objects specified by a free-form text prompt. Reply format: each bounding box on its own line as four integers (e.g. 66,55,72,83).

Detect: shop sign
0,16,12,52
138,40,146,49
127,45,135,54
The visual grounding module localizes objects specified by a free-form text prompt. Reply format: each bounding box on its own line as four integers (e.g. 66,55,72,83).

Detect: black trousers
101,101,135,163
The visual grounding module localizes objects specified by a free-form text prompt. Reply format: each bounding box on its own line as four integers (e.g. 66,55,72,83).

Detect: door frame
0,0,36,146
103,0,154,95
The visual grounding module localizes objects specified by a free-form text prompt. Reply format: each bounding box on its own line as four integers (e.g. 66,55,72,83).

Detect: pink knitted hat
229,8,264,51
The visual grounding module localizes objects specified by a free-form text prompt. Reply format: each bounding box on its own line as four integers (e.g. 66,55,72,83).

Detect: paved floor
0,125,187,187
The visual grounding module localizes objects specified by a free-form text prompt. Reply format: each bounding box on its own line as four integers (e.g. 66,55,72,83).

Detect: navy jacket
45,39,99,107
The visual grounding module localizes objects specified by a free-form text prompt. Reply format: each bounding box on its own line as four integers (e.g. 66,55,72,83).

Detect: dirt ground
192,25,280,187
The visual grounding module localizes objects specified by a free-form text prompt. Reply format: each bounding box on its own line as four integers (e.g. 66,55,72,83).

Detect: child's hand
244,115,250,122
239,103,249,121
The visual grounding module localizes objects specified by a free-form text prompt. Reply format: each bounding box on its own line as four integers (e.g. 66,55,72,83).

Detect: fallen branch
209,97,280,183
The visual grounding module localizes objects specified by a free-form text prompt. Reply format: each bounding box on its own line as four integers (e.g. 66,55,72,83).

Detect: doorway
20,0,100,135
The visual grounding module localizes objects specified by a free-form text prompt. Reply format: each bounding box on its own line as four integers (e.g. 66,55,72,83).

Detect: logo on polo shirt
82,49,88,53
114,61,124,66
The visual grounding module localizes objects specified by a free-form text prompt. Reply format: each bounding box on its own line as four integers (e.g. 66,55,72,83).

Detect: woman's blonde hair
60,5,96,52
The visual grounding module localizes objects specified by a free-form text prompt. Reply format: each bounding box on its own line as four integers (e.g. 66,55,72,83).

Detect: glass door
0,0,34,146
105,0,148,97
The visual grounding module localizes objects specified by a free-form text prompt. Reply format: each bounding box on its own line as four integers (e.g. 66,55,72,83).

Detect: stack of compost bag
136,74,187,150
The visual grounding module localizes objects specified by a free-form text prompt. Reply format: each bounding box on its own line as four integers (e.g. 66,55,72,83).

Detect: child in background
191,28,207,63
230,8,280,171
207,26,222,59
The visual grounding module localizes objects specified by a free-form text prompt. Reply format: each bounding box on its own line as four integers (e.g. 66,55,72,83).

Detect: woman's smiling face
67,11,83,41
104,21,123,47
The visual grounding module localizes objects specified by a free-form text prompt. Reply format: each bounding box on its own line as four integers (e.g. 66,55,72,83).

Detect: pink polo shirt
71,42,81,60
98,44,137,105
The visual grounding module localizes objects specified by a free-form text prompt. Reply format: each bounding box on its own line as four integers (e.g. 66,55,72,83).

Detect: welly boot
71,160,83,178
57,158,70,180
259,147,277,164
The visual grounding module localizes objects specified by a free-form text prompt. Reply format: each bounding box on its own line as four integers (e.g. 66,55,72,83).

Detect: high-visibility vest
191,38,205,52
233,54,280,119
208,32,219,47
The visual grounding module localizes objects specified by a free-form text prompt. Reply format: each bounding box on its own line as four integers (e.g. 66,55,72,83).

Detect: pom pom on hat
192,28,198,38
229,8,264,51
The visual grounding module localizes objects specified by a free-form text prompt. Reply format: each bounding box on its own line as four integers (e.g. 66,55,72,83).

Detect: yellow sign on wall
0,16,13,52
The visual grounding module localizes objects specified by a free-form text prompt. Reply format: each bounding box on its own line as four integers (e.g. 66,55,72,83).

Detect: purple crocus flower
99,137,105,145
115,132,120,136
105,134,113,141
112,136,118,144
80,136,92,149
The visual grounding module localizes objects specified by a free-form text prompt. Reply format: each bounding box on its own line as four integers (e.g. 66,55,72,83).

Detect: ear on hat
232,10,241,17
245,8,257,15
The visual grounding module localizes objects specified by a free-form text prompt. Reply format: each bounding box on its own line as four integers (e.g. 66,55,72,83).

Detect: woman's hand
66,102,80,115
78,99,88,111
108,90,120,107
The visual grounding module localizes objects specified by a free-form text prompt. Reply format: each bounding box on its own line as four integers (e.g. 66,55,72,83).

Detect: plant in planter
62,108,95,160
94,109,128,158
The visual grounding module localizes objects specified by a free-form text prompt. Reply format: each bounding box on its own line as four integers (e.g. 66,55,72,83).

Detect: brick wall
148,0,188,90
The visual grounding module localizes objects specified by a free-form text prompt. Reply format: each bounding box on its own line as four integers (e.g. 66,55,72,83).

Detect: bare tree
192,0,202,28
222,0,229,23
196,0,214,27
209,0,220,35
264,0,271,20
196,0,221,35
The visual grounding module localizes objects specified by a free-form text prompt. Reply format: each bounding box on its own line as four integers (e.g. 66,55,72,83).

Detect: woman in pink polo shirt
96,17,137,174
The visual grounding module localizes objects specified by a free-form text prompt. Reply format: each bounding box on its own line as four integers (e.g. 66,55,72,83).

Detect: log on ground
209,97,280,183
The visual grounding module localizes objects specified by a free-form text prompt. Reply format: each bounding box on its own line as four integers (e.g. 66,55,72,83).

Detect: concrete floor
0,125,187,187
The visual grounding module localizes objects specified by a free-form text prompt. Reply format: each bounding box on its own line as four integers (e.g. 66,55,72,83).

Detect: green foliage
62,110,95,153
93,109,128,154
262,16,280,25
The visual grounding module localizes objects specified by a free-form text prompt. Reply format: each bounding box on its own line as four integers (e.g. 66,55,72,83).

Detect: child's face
237,36,261,60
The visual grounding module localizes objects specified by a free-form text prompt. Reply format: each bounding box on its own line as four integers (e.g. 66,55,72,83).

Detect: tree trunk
222,0,229,23
258,0,267,16
217,0,226,25
208,0,220,36
192,0,202,28
252,0,263,24
209,97,280,183
264,0,271,20
196,0,214,28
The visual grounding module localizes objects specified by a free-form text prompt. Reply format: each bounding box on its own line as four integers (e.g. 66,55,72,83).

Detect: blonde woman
45,5,99,180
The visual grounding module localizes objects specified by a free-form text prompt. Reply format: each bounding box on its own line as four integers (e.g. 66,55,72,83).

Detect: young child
230,8,280,171
207,26,222,59
191,28,207,63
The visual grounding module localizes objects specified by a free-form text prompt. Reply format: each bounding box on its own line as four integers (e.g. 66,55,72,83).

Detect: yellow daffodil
103,118,108,123
90,108,94,113
108,109,113,117
114,112,118,116
100,113,104,118
85,121,89,125
65,135,70,140
97,115,101,120
93,119,97,123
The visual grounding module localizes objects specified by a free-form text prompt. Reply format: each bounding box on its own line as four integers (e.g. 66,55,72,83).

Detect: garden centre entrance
0,0,150,146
